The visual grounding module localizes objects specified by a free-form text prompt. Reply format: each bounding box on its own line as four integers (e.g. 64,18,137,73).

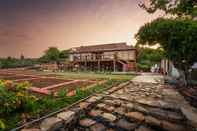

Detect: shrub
0,80,39,129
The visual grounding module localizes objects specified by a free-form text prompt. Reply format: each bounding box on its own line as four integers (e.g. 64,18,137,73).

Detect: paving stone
148,108,168,120
94,95,103,101
125,103,134,110
89,110,103,117
116,119,138,130
40,117,63,131
181,105,197,128
113,100,122,107
126,112,145,122
101,113,117,122
106,129,115,131
79,118,96,127
70,107,81,115
134,105,149,114
21,128,41,131
136,99,160,108
90,123,106,131
97,103,106,109
103,99,115,106
135,126,154,131
161,120,186,131
103,106,115,112
166,111,184,122
57,111,75,122
145,116,161,127
87,96,99,103
79,102,91,110
114,107,126,115
158,100,180,110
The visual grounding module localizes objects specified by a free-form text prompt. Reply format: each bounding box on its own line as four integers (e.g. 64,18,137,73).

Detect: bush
137,63,150,72
0,80,38,129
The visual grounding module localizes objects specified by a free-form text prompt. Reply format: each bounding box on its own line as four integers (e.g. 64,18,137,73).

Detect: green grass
44,71,134,80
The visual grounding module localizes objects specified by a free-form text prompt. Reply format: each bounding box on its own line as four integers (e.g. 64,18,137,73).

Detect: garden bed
49,81,96,94
0,75,35,80
20,78,72,88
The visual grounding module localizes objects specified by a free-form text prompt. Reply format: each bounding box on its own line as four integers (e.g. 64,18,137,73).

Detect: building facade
68,43,137,72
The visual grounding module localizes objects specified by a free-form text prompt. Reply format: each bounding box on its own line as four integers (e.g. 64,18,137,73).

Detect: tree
136,0,197,86
139,0,197,18
59,50,70,59
40,47,60,63
136,18,197,85
137,47,165,71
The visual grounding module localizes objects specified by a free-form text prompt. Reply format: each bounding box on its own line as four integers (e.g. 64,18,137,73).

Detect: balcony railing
73,54,115,61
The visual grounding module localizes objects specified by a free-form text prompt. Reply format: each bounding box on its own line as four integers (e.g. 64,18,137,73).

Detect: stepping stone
116,119,138,130
90,123,106,131
103,106,115,112
126,112,145,122
133,105,149,114
101,113,116,122
136,98,160,108
79,118,96,127
87,96,99,103
40,117,63,131
181,105,197,128
166,111,184,122
114,107,126,115
145,116,161,127
103,99,122,107
21,129,41,131
97,103,106,109
161,120,186,131
149,108,183,122
158,100,180,110
57,111,75,122
125,103,134,110
79,102,91,109
135,126,154,131
89,110,103,117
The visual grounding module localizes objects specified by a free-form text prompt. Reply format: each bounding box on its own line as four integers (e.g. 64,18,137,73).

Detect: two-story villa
69,42,137,72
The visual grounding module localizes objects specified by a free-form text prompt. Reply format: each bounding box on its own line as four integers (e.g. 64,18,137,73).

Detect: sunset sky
0,0,163,58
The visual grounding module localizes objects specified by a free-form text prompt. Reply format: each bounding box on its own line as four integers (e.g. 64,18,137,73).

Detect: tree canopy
137,0,197,85
39,47,60,63
39,47,70,63
137,47,165,71
136,18,197,83
139,0,197,18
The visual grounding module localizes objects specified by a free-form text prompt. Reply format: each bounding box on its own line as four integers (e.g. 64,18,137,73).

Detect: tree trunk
178,69,187,87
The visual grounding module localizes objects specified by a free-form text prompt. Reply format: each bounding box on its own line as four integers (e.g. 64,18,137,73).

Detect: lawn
44,71,134,80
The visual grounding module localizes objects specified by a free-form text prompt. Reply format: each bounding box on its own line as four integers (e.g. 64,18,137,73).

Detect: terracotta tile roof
70,42,135,53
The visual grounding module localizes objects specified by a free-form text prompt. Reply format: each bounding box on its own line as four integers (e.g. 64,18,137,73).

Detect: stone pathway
132,73,164,84
74,82,196,131
22,74,197,131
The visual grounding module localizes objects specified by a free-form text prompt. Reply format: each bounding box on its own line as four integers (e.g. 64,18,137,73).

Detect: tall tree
136,0,197,85
137,47,165,71
59,50,70,59
136,18,197,85
139,0,197,18
40,47,60,63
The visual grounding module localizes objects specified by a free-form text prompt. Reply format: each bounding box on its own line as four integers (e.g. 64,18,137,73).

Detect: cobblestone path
75,81,196,131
